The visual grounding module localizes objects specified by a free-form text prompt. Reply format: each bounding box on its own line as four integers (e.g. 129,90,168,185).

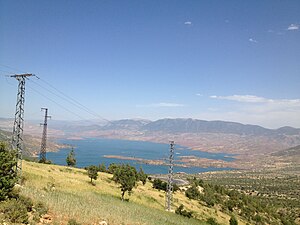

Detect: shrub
185,185,201,200
18,195,33,212
153,178,167,191
207,217,220,225
0,142,17,201
175,204,193,218
0,198,28,223
67,218,82,225
35,201,48,217
229,215,238,225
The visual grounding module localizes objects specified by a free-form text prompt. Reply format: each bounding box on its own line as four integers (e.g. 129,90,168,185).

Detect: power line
26,84,90,121
28,77,112,124
1,63,114,125
0,64,27,74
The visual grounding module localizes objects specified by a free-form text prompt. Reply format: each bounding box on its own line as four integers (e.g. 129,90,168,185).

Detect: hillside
0,129,69,157
19,161,245,225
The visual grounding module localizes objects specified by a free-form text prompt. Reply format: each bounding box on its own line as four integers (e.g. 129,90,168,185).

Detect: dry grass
20,161,244,225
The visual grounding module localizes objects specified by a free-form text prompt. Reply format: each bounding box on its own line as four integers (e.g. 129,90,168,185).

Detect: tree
229,216,238,225
185,185,201,200
0,142,17,201
107,163,120,174
152,178,167,191
98,163,106,172
66,148,76,167
137,167,147,185
113,164,137,201
87,165,98,184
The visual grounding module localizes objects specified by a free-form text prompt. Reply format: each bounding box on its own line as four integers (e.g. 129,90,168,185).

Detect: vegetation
138,167,147,185
19,161,207,225
175,204,193,218
87,165,98,184
152,178,179,192
98,163,106,172
183,175,300,225
67,218,82,225
112,164,138,201
66,148,76,167
229,216,238,225
0,142,17,201
207,217,220,225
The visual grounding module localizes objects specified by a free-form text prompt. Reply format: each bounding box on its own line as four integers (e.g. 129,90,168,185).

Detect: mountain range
42,118,300,137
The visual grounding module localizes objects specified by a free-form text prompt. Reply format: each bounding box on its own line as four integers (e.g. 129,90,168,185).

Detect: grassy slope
21,161,243,225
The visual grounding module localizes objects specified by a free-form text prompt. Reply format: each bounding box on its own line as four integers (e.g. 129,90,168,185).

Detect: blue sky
0,0,300,128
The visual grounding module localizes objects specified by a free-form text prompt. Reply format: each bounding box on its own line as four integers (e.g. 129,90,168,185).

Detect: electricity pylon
39,108,51,162
11,73,33,177
165,141,175,211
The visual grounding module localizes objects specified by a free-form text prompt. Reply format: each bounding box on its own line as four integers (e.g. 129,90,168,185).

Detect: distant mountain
1,117,300,137
142,118,285,136
103,119,151,130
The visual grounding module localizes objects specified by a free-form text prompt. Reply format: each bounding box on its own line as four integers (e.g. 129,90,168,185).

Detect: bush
207,217,220,225
68,218,82,225
229,216,238,225
175,204,193,218
18,195,33,212
185,185,201,200
153,178,167,191
0,142,17,201
0,198,28,223
35,201,48,217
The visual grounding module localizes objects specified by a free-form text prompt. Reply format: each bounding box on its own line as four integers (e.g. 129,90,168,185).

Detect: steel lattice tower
165,141,175,211
11,74,33,176
39,108,51,162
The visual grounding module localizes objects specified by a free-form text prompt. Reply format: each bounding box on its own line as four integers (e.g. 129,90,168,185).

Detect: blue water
47,138,236,174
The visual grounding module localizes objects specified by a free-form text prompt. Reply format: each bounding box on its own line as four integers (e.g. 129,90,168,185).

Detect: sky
0,0,300,129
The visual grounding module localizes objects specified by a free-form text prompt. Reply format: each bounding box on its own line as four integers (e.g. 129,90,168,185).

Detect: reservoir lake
47,138,235,174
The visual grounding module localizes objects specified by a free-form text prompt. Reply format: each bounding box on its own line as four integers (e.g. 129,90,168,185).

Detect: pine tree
137,167,147,185
66,148,76,167
87,165,98,184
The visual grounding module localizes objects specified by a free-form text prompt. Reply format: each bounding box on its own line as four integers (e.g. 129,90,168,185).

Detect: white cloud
210,95,300,128
210,95,300,106
136,102,185,108
184,21,192,25
249,38,258,43
210,95,268,103
196,93,203,96
287,24,299,30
